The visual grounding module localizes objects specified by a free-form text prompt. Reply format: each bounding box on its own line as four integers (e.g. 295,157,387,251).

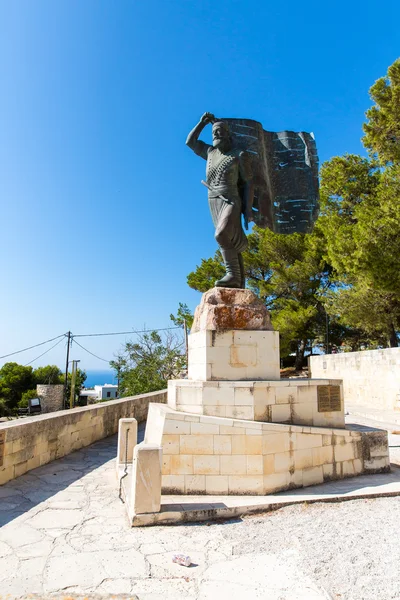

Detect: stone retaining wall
0,390,167,485
309,349,400,410
145,404,389,496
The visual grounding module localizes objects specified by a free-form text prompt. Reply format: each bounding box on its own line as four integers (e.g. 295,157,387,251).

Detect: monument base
191,287,273,333
119,287,390,523
168,378,345,428
188,330,280,381
120,403,389,502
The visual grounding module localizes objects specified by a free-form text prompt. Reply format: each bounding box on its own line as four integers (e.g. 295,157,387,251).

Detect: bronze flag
222,118,319,234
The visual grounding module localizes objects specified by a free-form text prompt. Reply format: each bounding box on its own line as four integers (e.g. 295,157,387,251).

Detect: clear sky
0,0,399,371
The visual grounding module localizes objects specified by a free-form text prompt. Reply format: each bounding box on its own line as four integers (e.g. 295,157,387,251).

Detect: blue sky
0,0,399,371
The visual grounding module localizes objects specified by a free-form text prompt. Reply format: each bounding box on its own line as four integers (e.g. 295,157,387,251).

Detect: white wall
309,348,400,411
93,385,118,400
101,386,118,400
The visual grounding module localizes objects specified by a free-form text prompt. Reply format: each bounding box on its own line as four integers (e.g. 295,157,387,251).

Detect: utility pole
70,359,80,409
64,331,72,409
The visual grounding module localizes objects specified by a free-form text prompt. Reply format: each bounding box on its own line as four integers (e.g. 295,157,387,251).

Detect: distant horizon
83,369,115,373
82,369,117,389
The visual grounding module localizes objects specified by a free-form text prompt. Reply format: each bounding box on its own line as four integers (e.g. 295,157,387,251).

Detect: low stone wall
0,390,167,486
309,349,400,411
145,404,389,496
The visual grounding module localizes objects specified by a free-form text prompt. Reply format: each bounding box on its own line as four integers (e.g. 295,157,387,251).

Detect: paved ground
346,403,400,428
2,420,400,599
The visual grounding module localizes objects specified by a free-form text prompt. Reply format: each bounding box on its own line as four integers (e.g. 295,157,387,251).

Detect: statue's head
212,121,231,151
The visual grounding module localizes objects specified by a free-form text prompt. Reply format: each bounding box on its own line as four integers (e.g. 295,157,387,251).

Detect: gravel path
1,432,400,599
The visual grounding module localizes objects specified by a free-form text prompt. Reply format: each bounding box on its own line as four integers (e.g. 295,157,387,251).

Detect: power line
24,337,65,366
0,326,184,366
72,339,110,363
0,333,67,360
74,327,181,338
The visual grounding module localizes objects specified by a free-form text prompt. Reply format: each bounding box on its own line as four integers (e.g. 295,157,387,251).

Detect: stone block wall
0,390,167,486
309,349,400,411
145,404,389,496
168,378,345,428
37,384,64,413
188,330,280,381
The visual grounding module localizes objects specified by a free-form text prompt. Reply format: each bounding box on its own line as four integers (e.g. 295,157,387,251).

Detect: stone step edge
131,486,400,527
159,403,370,437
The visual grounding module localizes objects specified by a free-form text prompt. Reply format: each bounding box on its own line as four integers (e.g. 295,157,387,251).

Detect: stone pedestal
168,378,345,428
119,287,390,518
172,287,345,429
191,287,273,333
189,288,279,381
188,330,280,381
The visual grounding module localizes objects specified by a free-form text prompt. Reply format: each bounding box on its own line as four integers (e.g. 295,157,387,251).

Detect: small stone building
36,384,64,413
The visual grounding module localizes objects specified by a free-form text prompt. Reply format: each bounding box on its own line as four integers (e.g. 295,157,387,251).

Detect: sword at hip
200,180,234,205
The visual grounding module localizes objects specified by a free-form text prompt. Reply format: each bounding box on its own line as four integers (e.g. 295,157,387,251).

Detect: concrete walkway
346,402,400,429
1,421,400,599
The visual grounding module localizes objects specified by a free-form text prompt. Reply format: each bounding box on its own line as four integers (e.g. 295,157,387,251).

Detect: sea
83,370,118,388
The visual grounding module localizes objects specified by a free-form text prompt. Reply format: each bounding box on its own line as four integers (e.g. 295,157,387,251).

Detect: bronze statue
187,113,320,289
186,112,254,288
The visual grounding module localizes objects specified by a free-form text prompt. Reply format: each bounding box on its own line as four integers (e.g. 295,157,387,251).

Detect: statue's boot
215,249,242,288
238,253,245,289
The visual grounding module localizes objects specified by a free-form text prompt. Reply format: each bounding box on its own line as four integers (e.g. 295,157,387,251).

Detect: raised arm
186,112,215,159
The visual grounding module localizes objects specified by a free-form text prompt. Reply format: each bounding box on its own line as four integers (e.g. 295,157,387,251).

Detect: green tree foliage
0,362,86,415
325,282,399,349
363,59,400,164
353,166,400,294
317,155,380,276
187,252,225,292
33,365,63,385
319,157,400,295
111,330,186,397
0,363,34,414
170,302,194,329
19,389,40,408
318,59,400,347
0,400,11,418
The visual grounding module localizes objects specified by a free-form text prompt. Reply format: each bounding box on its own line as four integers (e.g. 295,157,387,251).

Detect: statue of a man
186,112,254,289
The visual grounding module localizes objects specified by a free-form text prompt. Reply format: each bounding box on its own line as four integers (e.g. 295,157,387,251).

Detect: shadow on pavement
277,465,400,497
0,423,145,528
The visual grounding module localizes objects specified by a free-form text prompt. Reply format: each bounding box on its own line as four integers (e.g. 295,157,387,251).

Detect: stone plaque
317,386,341,412
0,431,5,467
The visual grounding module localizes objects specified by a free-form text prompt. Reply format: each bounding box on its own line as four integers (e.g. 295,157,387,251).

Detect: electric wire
24,337,65,366
0,333,67,360
74,327,181,338
1,326,183,366
72,339,110,363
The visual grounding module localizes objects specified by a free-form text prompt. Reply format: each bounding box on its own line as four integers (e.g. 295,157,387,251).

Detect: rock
191,288,273,333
